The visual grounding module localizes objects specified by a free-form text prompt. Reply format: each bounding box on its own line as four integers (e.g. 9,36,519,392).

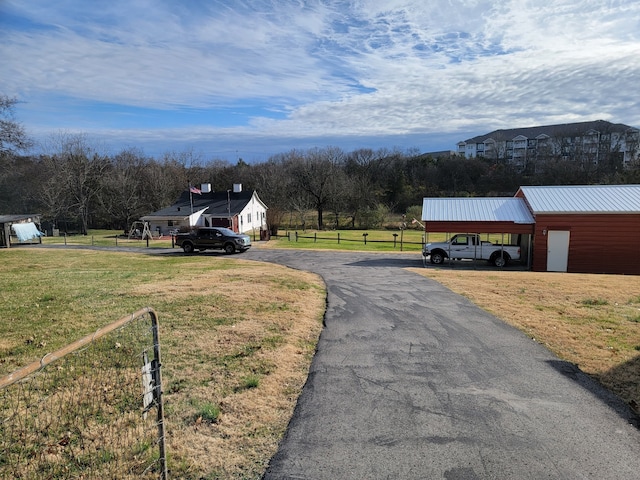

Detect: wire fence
0,307,167,479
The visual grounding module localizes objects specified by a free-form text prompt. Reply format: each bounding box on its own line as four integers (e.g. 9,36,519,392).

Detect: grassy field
40,229,176,249
2,239,639,476
41,228,511,253
0,248,326,478
40,228,445,253
268,228,429,252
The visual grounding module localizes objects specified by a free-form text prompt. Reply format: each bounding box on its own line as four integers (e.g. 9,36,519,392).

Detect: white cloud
1,0,639,159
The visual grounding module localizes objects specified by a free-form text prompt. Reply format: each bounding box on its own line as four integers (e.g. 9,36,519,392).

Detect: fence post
314,232,317,243
338,232,340,244
362,233,368,245
295,231,299,242
148,308,168,480
0,307,167,478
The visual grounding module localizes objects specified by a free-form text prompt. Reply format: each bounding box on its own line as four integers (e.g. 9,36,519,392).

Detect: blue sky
2,0,640,162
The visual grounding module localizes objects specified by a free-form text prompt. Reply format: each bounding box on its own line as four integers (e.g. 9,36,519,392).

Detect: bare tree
98,148,149,229
251,158,291,233
0,95,33,156
41,133,108,234
38,154,71,228
141,157,190,212
287,147,345,230
0,96,33,203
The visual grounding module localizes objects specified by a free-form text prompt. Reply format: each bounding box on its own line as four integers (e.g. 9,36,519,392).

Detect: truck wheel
224,243,236,254
492,253,510,267
182,242,195,254
430,251,445,265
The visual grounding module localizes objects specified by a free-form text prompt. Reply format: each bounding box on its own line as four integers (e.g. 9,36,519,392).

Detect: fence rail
278,231,425,250
0,307,167,479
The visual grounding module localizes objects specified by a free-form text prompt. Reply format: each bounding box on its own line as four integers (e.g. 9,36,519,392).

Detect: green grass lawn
268,228,436,252
40,228,440,253
40,229,175,249
0,249,242,374
266,229,518,253
39,228,512,253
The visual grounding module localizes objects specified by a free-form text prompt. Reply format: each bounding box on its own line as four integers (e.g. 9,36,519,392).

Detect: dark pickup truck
175,227,251,254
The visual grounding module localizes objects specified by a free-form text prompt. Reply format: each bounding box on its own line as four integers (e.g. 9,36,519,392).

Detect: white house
141,184,268,235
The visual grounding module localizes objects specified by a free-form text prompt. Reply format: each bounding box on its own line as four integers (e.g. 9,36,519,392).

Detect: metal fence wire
0,307,167,479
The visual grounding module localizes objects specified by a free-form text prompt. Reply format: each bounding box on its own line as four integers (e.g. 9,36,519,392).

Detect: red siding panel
532,214,640,274
425,221,534,234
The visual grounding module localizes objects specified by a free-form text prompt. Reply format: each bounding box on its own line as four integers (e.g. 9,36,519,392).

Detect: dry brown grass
408,268,640,414
130,261,326,479
0,250,325,479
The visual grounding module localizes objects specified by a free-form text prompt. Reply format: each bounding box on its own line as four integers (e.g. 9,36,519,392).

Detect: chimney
233,183,242,193
201,183,212,193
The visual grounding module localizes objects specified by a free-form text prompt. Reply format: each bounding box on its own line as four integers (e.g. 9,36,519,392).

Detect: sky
2,0,640,163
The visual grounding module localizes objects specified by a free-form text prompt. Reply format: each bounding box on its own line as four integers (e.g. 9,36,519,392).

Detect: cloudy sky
2,0,639,162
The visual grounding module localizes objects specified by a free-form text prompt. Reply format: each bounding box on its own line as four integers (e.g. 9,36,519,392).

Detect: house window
247,213,252,223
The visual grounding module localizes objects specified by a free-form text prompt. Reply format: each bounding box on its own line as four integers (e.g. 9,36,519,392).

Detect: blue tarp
11,222,43,242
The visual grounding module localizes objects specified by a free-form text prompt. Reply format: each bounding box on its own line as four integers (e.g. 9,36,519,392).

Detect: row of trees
2,95,640,233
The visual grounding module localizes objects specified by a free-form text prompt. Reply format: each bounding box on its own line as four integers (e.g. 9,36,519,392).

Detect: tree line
2,95,640,233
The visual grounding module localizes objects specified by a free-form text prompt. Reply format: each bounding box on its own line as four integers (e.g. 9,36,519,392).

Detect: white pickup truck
423,234,521,267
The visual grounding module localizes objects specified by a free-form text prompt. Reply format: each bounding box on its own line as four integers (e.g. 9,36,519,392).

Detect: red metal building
516,185,640,274
422,185,640,274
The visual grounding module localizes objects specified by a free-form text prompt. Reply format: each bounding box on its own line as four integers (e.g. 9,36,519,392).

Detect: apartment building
457,120,639,170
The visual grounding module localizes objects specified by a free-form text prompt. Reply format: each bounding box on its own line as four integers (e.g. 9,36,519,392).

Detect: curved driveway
242,249,640,480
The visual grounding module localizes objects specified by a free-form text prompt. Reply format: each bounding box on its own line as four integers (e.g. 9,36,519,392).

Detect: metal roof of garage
421,197,535,224
517,185,640,214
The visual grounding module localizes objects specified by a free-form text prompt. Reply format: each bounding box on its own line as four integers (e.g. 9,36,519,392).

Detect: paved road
240,249,640,480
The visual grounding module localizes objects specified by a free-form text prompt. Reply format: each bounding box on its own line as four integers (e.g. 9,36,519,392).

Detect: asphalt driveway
242,249,640,480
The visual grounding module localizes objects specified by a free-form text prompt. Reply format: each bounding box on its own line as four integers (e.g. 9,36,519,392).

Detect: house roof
143,190,263,219
518,185,640,214
460,120,638,144
0,214,41,224
422,197,535,224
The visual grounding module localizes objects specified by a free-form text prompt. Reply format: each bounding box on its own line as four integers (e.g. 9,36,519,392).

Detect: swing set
128,221,154,240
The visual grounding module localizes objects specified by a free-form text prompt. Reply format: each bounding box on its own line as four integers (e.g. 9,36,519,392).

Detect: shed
516,185,640,274
0,214,43,248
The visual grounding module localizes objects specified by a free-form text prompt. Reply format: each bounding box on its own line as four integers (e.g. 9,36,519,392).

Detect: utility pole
227,190,231,230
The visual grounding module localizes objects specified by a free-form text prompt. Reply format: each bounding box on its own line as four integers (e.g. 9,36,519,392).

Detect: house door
547,230,570,272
